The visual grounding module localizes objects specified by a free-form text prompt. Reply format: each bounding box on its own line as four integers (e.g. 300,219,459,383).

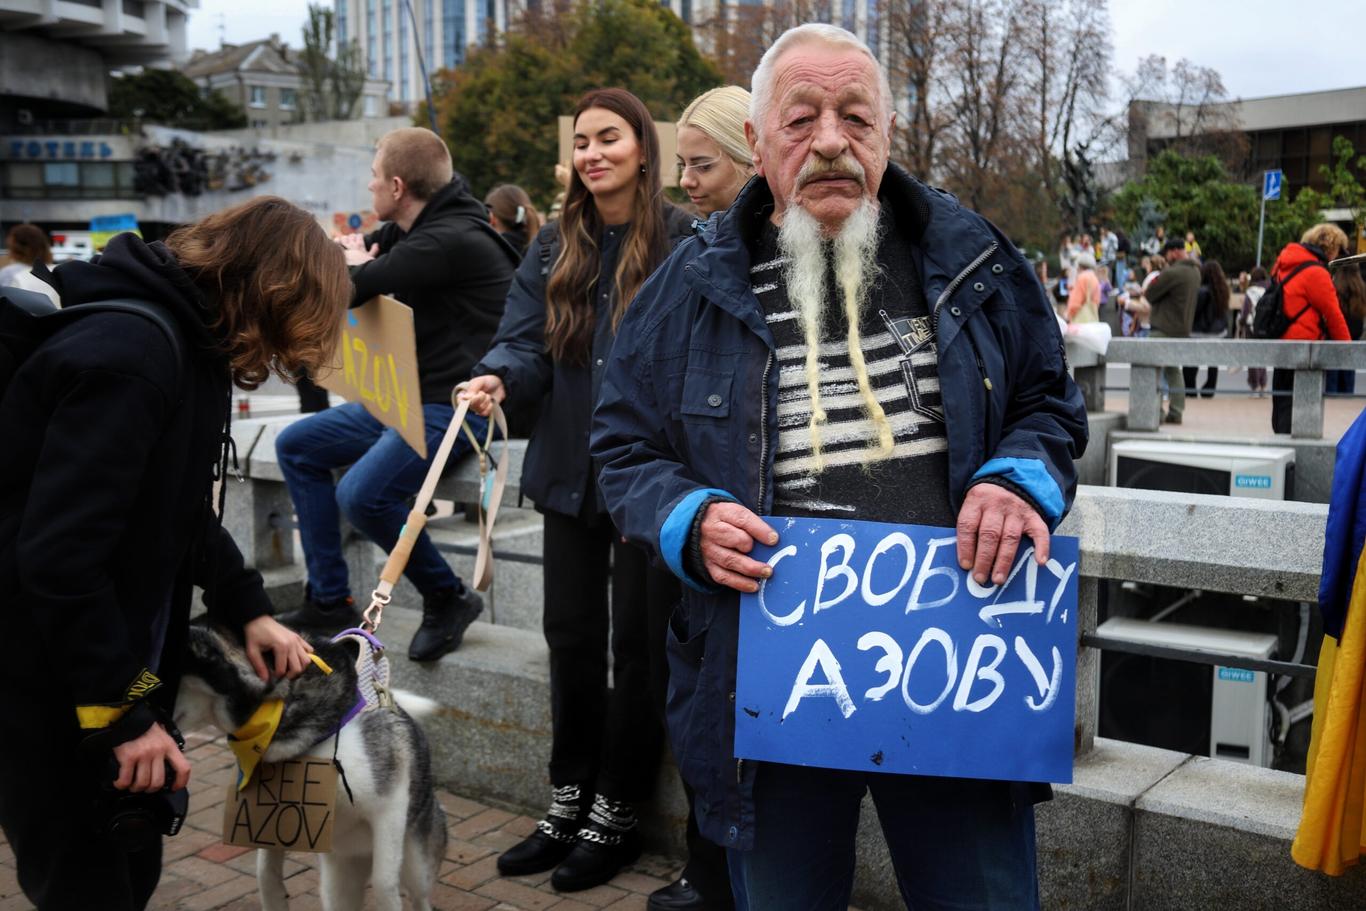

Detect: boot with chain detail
497,784,585,876
551,794,642,892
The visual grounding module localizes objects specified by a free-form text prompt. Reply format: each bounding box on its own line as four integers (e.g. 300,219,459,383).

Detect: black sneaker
407,586,483,661
274,593,362,633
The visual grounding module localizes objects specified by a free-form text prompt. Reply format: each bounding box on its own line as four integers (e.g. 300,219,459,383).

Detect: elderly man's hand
700,502,778,593
956,483,1050,586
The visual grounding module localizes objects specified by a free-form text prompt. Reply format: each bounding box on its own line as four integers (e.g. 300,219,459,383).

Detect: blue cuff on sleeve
660,487,737,591
971,457,1066,528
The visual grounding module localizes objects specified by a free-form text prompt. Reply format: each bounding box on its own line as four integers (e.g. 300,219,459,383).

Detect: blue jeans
728,763,1039,911
275,401,485,602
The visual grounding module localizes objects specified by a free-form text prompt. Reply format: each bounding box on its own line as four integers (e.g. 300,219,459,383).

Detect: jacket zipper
756,350,774,508
931,243,999,334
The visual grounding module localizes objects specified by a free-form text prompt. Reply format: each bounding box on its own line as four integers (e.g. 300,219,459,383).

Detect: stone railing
1106,338,1366,438
223,414,1366,907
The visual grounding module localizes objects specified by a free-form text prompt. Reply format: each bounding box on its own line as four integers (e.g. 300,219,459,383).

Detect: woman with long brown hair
1184,258,1231,397
484,183,544,254
464,88,694,893
0,196,347,910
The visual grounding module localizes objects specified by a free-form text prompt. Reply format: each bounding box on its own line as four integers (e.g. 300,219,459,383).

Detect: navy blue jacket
591,165,1088,849
473,206,694,517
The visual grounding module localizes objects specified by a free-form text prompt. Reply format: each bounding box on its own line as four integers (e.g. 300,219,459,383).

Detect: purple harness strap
321,628,387,742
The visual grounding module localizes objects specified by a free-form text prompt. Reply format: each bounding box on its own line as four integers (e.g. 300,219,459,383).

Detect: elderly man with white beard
592,23,1087,910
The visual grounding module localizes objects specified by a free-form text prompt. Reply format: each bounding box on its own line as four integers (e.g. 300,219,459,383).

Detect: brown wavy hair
545,88,668,364
5,224,53,265
166,196,349,389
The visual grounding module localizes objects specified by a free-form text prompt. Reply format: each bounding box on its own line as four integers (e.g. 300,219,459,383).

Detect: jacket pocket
678,368,733,473
665,604,718,795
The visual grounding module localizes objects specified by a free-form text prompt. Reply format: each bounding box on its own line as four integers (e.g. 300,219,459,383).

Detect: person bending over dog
0,197,337,910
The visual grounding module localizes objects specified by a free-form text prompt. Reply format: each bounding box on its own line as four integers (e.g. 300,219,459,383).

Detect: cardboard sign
736,516,1079,784
222,757,337,852
317,295,426,458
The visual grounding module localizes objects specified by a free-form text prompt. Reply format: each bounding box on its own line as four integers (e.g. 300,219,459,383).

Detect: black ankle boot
274,590,362,633
408,585,483,661
550,795,642,892
497,785,585,876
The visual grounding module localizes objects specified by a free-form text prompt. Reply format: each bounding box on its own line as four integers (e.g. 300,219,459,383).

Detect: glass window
249,85,267,108
280,88,297,110
84,162,116,189
44,162,80,186
364,95,379,117
115,162,137,196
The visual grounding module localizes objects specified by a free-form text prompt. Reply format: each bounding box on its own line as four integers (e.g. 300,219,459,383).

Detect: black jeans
1272,368,1295,434
542,509,676,802
0,692,163,910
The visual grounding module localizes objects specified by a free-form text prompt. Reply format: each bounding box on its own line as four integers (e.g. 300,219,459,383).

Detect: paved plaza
0,731,681,911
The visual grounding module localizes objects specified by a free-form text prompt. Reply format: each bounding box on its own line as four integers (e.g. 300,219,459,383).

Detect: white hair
749,23,893,134
778,198,892,472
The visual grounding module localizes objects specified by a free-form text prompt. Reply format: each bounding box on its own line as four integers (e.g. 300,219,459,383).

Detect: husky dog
175,625,447,911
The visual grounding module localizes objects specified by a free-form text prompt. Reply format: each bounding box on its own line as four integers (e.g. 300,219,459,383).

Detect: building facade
181,35,391,129
1,0,196,129
335,0,895,113
1129,86,1366,196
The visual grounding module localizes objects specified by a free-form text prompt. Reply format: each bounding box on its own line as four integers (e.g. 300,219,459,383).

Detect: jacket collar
685,163,1005,344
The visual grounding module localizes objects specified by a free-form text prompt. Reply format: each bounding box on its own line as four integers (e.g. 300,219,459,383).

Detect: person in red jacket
1270,223,1352,434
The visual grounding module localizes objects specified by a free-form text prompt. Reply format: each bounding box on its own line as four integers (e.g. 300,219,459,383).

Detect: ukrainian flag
1293,406,1366,874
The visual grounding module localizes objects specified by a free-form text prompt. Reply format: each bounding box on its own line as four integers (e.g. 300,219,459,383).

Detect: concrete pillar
1291,369,1325,440
223,478,297,570
1074,576,1099,757
1074,361,1107,414
1127,365,1161,431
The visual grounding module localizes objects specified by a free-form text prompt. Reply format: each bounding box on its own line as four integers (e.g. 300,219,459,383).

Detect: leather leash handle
363,383,508,631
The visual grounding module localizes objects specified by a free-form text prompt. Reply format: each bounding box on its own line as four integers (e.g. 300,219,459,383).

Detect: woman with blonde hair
0,196,345,909
676,85,754,217
1268,222,1353,432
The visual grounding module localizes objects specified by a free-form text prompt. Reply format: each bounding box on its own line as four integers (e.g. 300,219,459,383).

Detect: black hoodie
0,234,272,747
355,179,521,403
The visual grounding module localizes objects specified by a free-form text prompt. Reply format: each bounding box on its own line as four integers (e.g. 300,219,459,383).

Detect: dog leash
362,383,509,634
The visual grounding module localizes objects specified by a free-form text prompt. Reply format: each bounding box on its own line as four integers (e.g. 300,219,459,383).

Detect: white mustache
797,155,866,189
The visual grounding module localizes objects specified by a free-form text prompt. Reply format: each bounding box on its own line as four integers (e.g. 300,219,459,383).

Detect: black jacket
0,234,272,746
473,205,695,517
357,179,521,404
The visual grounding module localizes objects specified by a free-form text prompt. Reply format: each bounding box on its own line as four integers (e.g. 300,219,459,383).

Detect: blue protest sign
1263,170,1283,201
736,516,1078,784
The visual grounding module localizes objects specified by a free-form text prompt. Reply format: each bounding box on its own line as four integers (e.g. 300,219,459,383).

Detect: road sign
1263,169,1283,201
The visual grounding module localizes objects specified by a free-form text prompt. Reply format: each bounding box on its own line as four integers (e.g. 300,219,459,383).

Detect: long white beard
777,198,893,473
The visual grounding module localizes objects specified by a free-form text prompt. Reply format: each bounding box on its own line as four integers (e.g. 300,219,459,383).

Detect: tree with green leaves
1316,135,1366,240
427,0,722,205
1112,150,1325,270
109,68,246,130
299,3,367,121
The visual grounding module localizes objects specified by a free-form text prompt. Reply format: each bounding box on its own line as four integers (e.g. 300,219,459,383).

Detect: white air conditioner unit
1110,440,1295,500
1097,617,1278,766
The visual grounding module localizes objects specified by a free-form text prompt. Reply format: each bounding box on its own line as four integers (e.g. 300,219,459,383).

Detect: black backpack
1251,261,1327,339
0,287,184,397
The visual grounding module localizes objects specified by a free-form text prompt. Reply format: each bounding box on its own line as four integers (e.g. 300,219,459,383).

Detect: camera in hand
94,760,189,852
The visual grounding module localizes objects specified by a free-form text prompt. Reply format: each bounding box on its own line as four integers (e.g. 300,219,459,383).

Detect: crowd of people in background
1042,218,1364,430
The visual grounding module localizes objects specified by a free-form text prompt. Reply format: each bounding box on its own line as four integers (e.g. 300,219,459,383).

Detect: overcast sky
186,0,1357,102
